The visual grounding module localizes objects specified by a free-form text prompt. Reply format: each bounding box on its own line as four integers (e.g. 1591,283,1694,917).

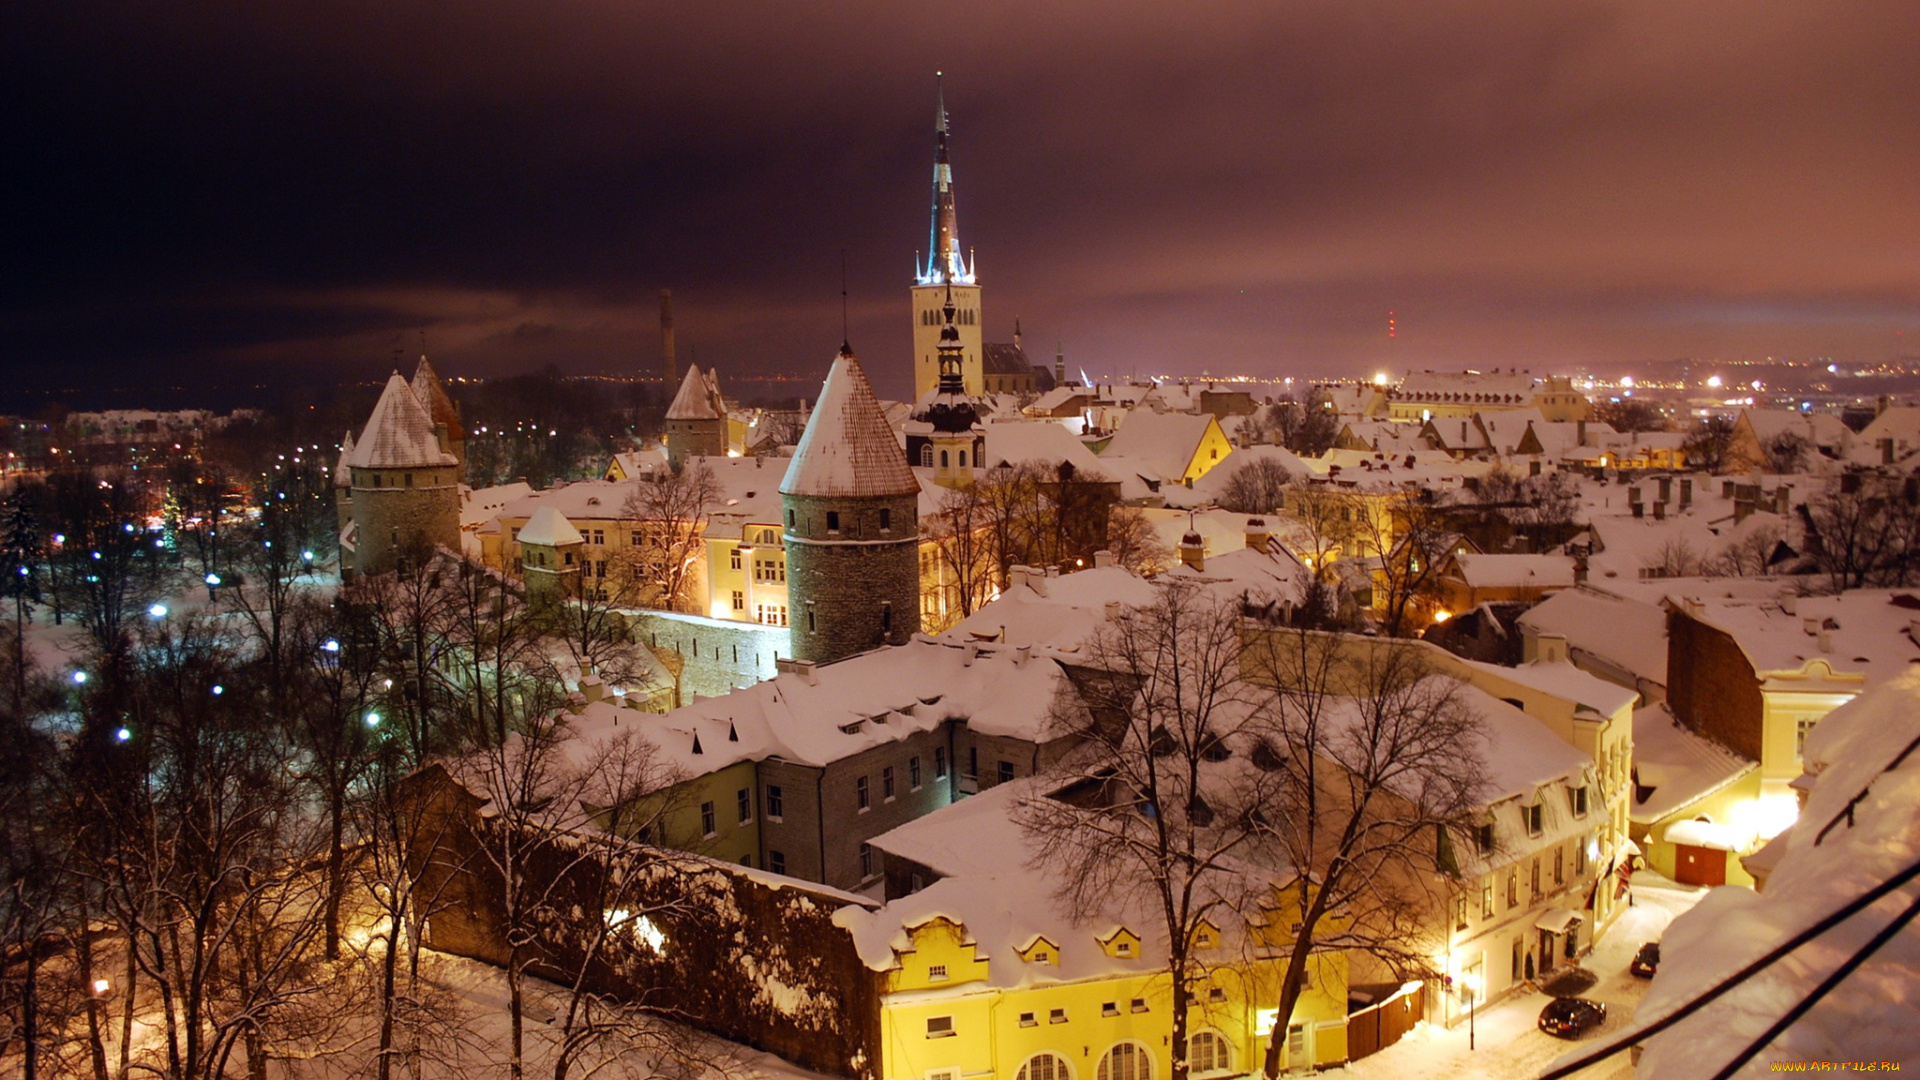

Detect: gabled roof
781,347,919,499
345,373,459,470
982,342,1034,377
411,356,463,440
517,505,583,547
1097,411,1220,481
1449,553,1577,590
666,364,724,421
333,430,355,488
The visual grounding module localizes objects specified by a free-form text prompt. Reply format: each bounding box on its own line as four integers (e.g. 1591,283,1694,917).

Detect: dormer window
1571,785,1590,817
1524,800,1544,837
1116,941,1132,956
1476,822,1495,855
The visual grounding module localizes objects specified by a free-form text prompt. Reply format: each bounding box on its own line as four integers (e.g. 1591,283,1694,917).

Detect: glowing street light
205,572,221,587
115,727,131,742
1459,971,1482,1049
323,639,341,653
149,603,168,618
72,670,88,685
364,711,382,728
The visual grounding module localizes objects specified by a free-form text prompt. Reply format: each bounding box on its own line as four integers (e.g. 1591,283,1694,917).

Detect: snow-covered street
1325,877,1704,1080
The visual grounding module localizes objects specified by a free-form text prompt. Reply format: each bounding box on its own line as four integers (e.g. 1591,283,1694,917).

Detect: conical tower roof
781,346,918,498
666,363,723,420
333,430,356,488
346,373,458,470
411,356,464,441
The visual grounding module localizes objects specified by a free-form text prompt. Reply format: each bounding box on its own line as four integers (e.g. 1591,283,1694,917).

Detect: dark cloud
3,0,1915,402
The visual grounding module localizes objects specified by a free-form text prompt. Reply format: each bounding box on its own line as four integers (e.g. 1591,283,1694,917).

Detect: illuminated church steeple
912,72,984,400
905,288,986,487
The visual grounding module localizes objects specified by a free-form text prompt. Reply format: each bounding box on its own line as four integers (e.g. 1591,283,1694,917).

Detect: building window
909,756,922,790
928,964,949,982
921,445,933,467
1476,822,1495,854
826,511,840,532
1189,1031,1230,1075
882,766,895,800
1097,1042,1150,1080
1797,718,1818,759
1554,848,1565,886
732,590,745,611
786,509,794,528
1130,998,1148,1013
1453,893,1468,930
765,786,783,820
1481,880,1495,918
967,747,978,779
926,1016,954,1039
1524,801,1544,836
1032,949,1050,963
1575,837,1589,876
739,853,752,868
1018,1012,1038,1028
731,549,742,570
998,760,1015,784
1208,987,1227,1003
1571,785,1590,817
808,608,816,632
1507,871,1518,907
935,748,947,778
879,508,891,530
856,776,870,811
1102,1002,1120,1017
592,529,604,545
859,842,874,878
699,802,716,838
1530,857,1541,896
1049,1008,1068,1024
769,850,785,875
881,602,892,632
737,788,752,824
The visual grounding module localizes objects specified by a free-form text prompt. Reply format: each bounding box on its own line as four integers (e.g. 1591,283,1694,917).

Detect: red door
1675,843,1725,886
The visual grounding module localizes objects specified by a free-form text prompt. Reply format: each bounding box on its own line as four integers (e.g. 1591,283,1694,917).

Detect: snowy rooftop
979,419,1113,479
517,506,583,547
345,373,459,470
1097,410,1220,482
1463,657,1641,719
1674,589,1920,687
665,364,725,421
1630,702,1756,823
1516,586,1670,685
943,567,1161,652
781,349,919,499
1448,553,1576,590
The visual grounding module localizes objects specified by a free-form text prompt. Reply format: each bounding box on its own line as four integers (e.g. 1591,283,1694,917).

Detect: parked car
1539,997,1608,1038
1630,942,1661,979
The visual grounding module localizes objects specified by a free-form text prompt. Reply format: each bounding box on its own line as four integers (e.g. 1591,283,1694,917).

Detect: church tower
782,343,922,664
904,291,986,488
912,74,983,400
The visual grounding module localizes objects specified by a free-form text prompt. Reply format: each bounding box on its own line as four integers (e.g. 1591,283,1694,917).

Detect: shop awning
1535,908,1583,935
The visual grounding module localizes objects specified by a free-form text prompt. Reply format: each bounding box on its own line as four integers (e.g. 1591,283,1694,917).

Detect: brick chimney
1179,531,1206,572
1245,517,1271,551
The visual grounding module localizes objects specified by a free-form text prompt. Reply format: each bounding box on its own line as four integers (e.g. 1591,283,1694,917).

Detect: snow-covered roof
1171,445,1313,509
1638,669,1920,1072
943,567,1161,652
345,373,459,470
1464,657,1641,719
565,637,1079,778
411,356,463,440
333,430,355,488
781,348,919,499
463,481,535,530
1848,405,1920,465
1097,411,1219,482
517,506,583,547
1672,589,1920,688
666,364,724,421
1516,586,1670,685
1449,553,1576,590
980,420,1113,479
1630,702,1756,823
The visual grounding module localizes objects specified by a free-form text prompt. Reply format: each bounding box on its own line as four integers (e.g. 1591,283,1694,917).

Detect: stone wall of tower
349,465,461,576
782,492,921,665
666,417,727,466
912,284,983,398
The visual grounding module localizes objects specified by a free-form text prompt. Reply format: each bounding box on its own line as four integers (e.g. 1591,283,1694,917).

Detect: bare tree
923,483,998,630
1590,398,1665,436
1243,630,1489,1078
1018,581,1271,1080
619,463,719,614
1357,492,1456,637
1681,415,1738,474
1217,458,1295,515
1279,480,1360,577
1707,521,1788,578
1800,473,1920,589
1646,538,1702,579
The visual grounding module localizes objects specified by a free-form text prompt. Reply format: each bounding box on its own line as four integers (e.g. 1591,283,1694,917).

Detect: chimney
1803,616,1819,636
1245,517,1271,551
1008,565,1030,591
1882,437,1895,466
1733,497,1754,523
1679,478,1692,508
1652,500,1666,520
1577,419,1588,447
1094,549,1116,568
1877,394,1891,417
1056,343,1066,386
1573,553,1589,584
1780,593,1797,615
1179,531,1206,572
660,289,676,385
1722,480,1736,499
1657,476,1672,503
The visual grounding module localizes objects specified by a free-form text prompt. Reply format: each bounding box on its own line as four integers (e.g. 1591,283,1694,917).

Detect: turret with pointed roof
911,73,984,400
410,356,466,474
339,372,461,578
665,363,729,466
905,292,986,488
782,344,921,663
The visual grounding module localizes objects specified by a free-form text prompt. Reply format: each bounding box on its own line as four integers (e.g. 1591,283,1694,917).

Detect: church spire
921,72,973,286
937,285,965,395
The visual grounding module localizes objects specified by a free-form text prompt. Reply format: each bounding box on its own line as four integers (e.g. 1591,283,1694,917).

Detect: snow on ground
1324,877,1702,1080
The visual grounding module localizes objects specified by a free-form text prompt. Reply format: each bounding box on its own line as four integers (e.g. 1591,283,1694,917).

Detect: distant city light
1372,372,1390,387
1619,376,1635,388
1706,375,1723,388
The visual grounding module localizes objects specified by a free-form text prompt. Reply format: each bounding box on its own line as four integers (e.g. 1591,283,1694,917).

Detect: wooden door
1675,843,1725,886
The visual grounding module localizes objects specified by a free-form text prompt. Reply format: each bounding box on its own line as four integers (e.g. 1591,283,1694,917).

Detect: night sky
4,1,1916,402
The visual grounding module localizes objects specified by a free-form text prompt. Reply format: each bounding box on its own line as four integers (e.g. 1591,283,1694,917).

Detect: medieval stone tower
664,363,729,467
912,74,983,400
339,361,462,578
781,344,922,664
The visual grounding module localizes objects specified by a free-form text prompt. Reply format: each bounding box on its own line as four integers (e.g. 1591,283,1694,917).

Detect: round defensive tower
781,344,922,664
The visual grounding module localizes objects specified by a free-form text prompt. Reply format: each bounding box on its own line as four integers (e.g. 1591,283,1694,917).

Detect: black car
1630,942,1661,979
1539,997,1608,1039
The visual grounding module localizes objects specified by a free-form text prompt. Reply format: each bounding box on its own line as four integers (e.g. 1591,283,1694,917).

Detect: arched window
921,444,934,467
1188,1032,1230,1075
1097,1042,1151,1080
940,450,950,468
958,450,967,467
1017,1053,1071,1080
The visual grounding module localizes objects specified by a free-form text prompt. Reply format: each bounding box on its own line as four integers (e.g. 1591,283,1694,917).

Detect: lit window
1097,1042,1151,1080
1189,1032,1230,1074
